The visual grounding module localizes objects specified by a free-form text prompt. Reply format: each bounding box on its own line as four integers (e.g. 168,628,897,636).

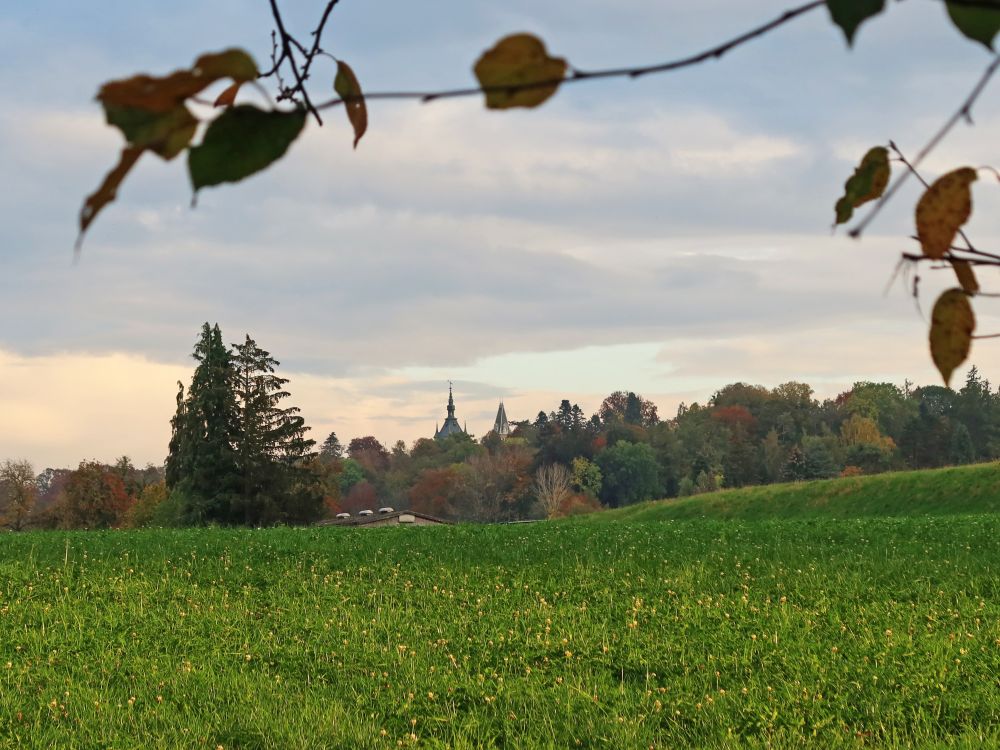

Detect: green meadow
598,462,1000,523
2,466,999,748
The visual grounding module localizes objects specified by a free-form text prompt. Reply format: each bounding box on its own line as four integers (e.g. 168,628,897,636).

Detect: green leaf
826,0,886,45
834,146,890,225
103,104,197,160
334,60,368,149
929,289,975,386
946,2,1000,49
188,106,307,192
474,34,568,110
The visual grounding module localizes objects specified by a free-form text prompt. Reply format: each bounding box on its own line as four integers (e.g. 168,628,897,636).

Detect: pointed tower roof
492,400,511,438
434,381,465,440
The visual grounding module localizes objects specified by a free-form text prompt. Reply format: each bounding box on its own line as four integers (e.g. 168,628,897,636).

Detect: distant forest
3,329,999,529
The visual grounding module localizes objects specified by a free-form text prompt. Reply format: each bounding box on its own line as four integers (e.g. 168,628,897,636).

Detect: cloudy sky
3,0,1000,470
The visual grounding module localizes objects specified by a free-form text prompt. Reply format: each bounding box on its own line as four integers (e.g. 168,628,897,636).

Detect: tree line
4,327,1000,529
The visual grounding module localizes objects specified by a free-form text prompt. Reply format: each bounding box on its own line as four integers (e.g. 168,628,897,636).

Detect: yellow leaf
474,34,567,110
77,146,144,246
334,61,367,149
951,259,980,295
929,288,975,386
916,167,977,260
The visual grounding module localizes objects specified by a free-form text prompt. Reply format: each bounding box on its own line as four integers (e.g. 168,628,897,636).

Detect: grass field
1,471,999,748
598,462,1000,523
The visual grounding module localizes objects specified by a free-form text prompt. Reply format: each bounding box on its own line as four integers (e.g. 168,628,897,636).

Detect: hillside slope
595,462,1000,522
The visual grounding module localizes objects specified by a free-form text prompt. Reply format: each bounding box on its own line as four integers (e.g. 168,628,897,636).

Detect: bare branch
266,0,323,124
850,53,1000,239
313,1,826,109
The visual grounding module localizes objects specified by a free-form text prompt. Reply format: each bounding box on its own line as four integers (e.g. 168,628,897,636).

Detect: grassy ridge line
595,462,1000,523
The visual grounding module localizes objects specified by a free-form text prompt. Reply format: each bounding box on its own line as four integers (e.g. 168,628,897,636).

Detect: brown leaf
77,146,144,247
214,82,243,108
193,49,258,82
929,288,975,386
334,61,367,149
474,34,568,110
98,48,259,113
916,167,977,260
951,258,980,294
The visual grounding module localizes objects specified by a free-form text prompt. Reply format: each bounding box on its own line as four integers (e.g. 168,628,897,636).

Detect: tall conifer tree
166,325,322,525
230,335,317,524
166,323,241,523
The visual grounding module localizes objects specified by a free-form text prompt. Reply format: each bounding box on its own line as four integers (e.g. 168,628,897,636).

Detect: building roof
317,509,452,527
492,401,511,437
434,383,466,440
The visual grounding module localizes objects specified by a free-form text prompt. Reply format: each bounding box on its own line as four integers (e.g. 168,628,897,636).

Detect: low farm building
318,510,451,528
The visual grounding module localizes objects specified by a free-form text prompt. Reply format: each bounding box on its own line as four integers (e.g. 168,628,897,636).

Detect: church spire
434,380,465,440
492,400,511,438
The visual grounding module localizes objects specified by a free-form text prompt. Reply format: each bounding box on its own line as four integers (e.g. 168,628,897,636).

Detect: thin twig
849,53,1000,239
312,0,826,109
901,252,999,266
267,0,322,124
300,0,340,84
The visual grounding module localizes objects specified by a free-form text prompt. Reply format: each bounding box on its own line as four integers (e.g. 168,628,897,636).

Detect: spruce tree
230,334,318,524
319,431,344,459
164,381,186,489
166,323,241,523
166,325,320,526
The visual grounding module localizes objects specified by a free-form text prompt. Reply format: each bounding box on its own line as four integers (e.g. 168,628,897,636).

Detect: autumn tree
347,436,390,474
408,467,467,520
56,461,133,529
0,460,38,531
599,391,659,428
465,444,535,522
341,480,378,514
534,464,573,520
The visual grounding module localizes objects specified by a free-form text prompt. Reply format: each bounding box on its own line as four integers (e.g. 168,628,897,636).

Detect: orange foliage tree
56,461,134,529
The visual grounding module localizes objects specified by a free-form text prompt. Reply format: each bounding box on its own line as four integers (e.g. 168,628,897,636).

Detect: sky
3,1,1000,470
